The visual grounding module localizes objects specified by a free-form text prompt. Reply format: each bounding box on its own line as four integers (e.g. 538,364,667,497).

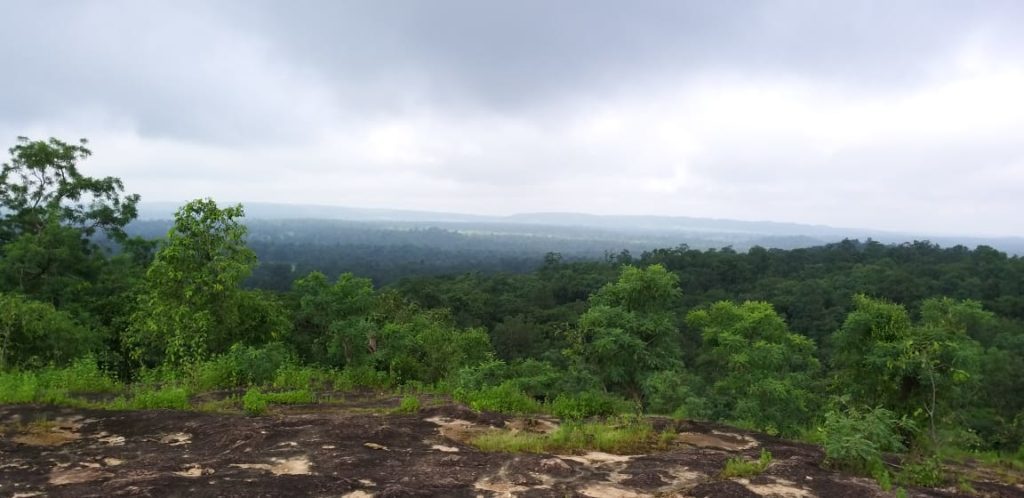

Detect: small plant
550,391,633,420
721,449,773,478
458,381,542,415
820,406,911,474
897,455,945,487
395,395,421,414
124,386,190,410
243,387,267,416
472,416,659,454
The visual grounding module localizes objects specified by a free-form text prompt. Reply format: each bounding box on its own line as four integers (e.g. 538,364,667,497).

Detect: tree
831,295,985,447
0,292,97,369
0,137,141,305
687,300,820,436
291,271,377,366
129,199,286,366
566,264,685,404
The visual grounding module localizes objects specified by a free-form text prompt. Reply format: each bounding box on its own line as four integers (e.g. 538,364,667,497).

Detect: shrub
0,371,40,403
458,381,542,414
820,406,912,474
193,343,294,390
550,391,633,420
721,449,773,478
472,416,659,454
125,386,190,410
395,395,421,414
897,456,945,487
243,387,267,416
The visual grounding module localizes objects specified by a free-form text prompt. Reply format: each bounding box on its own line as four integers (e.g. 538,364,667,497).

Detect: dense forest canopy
2,138,1022,484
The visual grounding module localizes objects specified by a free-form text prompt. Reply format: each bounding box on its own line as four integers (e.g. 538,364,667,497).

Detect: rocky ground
1,394,1021,497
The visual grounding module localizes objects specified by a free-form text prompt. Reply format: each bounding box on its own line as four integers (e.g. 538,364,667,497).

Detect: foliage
549,391,634,420
457,381,543,415
721,449,773,478
0,292,98,368
129,199,288,366
687,301,820,436
395,395,421,414
472,416,661,454
820,405,912,474
831,295,985,446
567,265,685,403
191,343,294,390
243,387,268,416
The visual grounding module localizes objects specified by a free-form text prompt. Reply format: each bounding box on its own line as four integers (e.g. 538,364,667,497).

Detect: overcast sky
1,1,1022,236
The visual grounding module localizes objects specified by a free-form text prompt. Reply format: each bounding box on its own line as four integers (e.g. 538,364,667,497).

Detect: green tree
687,301,820,436
0,292,97,369
0,137,140,306
831,295,985,447
291,271,376,366
567,264,685,404
129,199,286,366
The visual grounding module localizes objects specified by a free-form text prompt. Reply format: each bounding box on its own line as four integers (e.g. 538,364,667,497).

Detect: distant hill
136,201,1024,255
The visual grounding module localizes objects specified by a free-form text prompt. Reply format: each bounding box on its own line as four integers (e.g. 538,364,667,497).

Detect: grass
471,416,667,454
721,449,773,478
394,395,421,414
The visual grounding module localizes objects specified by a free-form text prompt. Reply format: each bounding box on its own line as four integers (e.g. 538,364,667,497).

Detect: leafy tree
290,271,376,366
129,199,287,366
687,300,820,435
0,292,97,368
567,264,685,404
0,137,140,306
831,295,985,446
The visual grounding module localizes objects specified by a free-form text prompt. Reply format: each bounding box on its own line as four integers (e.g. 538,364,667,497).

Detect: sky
1,1,1022,237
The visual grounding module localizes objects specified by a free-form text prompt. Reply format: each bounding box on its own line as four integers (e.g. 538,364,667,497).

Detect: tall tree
129,199,287,366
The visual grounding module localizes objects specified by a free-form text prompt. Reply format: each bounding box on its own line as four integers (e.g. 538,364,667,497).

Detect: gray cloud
0,0,1021,236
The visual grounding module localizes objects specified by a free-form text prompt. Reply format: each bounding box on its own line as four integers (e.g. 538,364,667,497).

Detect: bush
820,406,912,474
550,391,634,420
395,395,421,414
121,386,190,410
458,381,542,414
243,387,267,416
472,416,659,454
897,456,945,487
721,449,773,478
193,343,294,390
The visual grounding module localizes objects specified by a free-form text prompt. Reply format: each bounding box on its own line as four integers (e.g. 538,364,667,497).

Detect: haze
1,0,1022,237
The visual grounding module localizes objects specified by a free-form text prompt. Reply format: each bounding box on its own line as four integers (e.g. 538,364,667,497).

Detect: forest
2,137,1023,491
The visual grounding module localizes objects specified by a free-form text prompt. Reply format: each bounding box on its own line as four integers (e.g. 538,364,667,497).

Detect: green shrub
0,371,40,403
896,456,945,487
193,343,294,390
395,395,421,414
550,391,633,420
331,366,395,390
458,381,542,414
721,449,773,478
243,387,267,416
820,406,912,474
472,416,658,454
45,357,120,393
127,386,189,410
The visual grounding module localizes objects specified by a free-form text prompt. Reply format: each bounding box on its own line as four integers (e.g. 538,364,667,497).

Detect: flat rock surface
1,401,1020,498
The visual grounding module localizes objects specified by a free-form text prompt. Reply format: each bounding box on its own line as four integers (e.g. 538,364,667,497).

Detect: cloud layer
1,0,1022,236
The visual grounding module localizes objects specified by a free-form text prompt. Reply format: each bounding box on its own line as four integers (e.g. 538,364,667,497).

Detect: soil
1,397,1021,498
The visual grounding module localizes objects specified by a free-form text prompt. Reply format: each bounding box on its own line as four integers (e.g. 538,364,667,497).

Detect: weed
472,416,660,454
721,449,773,478
395,395,421,414
458,381,542,415
549,391,633,420
263,389,314,405
242,387,267,416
